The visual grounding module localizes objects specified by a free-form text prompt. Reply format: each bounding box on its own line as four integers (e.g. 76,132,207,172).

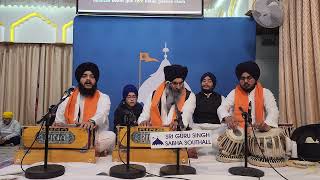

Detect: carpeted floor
0,146,18,169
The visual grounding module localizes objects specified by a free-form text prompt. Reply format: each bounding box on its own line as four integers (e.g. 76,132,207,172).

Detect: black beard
201,88,213,94
240,82,256,93
78,83,97,97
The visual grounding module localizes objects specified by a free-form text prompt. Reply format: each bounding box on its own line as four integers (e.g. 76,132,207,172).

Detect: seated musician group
52,60,279,158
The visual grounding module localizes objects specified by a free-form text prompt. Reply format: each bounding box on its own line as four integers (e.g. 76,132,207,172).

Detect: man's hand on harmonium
139,120,152,127
79,120,96,130
169,120,178,131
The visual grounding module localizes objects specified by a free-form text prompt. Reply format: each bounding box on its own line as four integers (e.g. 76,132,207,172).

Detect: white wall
256,35,279,103
0,5,75,43
0,26,4,41
14,17,57,43
0,1,255,43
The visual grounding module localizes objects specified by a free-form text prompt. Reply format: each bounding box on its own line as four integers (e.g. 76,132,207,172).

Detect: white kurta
217,87,279,128
55,91,115,153
138,89,196,128
0,119,21,140
190,95,226,155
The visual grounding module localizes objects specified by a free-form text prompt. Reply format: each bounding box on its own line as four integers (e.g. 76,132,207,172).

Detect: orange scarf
150,82,186,127
64,88,100,124
234,82,264,128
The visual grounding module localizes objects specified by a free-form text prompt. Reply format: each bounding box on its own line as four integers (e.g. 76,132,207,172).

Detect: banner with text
77,0,202,16
150,130,212,149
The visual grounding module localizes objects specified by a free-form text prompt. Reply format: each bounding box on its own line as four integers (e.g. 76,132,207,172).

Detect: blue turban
200,72,216,89
122,84,138,99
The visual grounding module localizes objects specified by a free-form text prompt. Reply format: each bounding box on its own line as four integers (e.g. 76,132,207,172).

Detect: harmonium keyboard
112,126,189,164
15,126,96,164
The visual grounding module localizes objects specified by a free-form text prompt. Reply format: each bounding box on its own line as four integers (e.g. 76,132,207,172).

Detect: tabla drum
248,128,287,167
216,128,244,162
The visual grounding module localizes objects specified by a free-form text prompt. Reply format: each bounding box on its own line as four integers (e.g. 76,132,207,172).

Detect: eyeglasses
171,81,184,86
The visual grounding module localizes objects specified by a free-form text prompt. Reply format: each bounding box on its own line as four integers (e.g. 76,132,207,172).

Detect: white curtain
0,43,72,125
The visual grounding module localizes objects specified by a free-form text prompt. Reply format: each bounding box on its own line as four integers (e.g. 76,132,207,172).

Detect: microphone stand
159,104,196,176
109,112,146,179
25,93,71,179
228,104,264,178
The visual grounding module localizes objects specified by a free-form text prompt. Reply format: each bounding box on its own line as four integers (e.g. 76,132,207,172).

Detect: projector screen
77,0,203,16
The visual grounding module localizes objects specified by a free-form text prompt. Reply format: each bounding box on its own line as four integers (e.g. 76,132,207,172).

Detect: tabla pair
216,128,287,167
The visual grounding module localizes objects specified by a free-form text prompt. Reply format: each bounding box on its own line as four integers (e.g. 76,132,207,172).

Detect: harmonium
112,126,189,164
15,126,96,165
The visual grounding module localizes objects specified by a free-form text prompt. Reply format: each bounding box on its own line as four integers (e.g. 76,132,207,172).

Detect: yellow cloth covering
2,112,13,119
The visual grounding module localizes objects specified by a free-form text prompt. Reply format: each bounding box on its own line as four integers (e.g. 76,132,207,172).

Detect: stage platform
1,149,319,180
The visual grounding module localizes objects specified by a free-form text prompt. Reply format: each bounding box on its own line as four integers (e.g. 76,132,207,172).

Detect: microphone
65,86,75,94
239,106,245,113
174,103,184,130
239,106,248,121
238,102,251,115
123,110,137,126
248,101,252,124
61,86,75,99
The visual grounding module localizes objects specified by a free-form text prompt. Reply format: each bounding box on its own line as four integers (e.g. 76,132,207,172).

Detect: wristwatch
89,119,96,126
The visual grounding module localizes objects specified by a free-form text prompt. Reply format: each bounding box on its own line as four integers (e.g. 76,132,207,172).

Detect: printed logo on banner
150,130,212,149
152,138,164,146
